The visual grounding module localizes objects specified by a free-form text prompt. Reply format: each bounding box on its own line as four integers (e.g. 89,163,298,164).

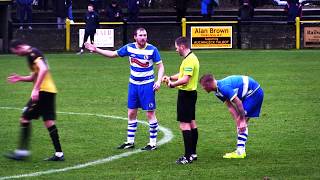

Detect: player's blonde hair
200,74,215,84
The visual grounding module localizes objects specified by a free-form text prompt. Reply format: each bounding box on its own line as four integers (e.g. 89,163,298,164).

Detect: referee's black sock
18,122,31,150
182,130,193,159
191,128,198,155
47,125,62,152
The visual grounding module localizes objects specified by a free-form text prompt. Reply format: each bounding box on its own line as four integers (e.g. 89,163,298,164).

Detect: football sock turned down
191,128,198,155
182,130,193,158
48,125,62,152
237,127,248,154
18,122,31,150
149,119,158,146
127,119,138,144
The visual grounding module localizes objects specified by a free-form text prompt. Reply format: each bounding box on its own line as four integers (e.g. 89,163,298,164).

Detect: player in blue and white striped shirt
200,74,264,158
85,27,164,151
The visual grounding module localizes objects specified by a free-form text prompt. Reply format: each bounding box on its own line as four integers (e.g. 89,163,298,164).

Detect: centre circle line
0,107,174,180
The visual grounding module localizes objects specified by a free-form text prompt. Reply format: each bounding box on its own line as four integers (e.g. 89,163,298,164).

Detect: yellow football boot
223,151,246,159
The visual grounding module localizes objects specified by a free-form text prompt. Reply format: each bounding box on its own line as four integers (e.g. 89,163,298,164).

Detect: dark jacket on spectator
106,2,123,21
127,0,139,21
175,0,190,22
128,0,139,13
17,0,32,5
85,11,100,33
66,0,72,8
239,0,254,20
54,0,67,18
285,0,302,21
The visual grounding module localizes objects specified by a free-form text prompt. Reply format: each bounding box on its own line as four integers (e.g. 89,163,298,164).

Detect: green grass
0,50,320,179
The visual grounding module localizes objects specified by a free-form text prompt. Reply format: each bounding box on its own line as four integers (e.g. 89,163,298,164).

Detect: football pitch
0,50,320,179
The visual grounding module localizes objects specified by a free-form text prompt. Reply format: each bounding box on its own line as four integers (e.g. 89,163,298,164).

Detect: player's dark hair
134,27,147,36
10,39,27,49
175,36,190,49
200,74,215,84
88,3,94,8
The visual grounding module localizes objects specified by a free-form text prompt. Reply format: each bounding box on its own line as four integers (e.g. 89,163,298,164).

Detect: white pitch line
0,107,174,180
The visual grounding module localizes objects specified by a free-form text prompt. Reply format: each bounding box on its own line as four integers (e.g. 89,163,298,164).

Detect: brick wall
239,22,296,49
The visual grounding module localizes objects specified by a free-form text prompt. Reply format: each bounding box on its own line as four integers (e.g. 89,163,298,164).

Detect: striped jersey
117,43,162,85
215,75,260,102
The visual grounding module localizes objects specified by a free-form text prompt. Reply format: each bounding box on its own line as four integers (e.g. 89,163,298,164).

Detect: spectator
77,4,99,55
175,0,189,22
238,0,254,20
66,0,74,23
273,0,288,5
140,0,152,8
38,0,48,11
106,0,123,22
88,0,102,12
273,0,302,22
285,0,302,21
17,0,33,30
201,0,219,20
127,0,139,22
54,0,67,29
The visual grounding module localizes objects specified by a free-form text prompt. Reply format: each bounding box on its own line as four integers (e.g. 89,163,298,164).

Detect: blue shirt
215,75,260,102
117,43,162,85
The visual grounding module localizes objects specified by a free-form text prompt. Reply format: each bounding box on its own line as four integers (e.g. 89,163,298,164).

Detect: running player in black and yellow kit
5,40,64,161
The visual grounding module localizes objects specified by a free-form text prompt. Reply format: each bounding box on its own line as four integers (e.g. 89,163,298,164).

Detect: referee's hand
161,76,169,85
168,81,175,88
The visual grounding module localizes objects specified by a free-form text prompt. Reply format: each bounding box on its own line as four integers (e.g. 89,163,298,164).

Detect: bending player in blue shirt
200,74,264,158
85,27,164,151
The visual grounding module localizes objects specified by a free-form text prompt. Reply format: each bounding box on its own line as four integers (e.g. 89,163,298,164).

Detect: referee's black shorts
22,91,56,121
177,90,197,123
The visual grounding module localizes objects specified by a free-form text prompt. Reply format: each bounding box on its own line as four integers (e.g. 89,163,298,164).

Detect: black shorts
177,90,197,123
22,91,56,121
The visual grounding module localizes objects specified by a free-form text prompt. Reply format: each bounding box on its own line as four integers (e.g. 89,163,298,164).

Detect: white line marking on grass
0,107,174,180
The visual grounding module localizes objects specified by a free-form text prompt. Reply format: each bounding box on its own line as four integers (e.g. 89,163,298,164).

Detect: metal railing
64,17,320,51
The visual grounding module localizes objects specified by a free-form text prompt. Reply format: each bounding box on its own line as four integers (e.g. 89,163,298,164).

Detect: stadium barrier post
296,17,300,50
66,18,71,51
181,18,186,37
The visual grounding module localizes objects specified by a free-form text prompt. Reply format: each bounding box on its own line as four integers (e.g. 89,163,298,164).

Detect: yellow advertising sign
191,26,232,49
